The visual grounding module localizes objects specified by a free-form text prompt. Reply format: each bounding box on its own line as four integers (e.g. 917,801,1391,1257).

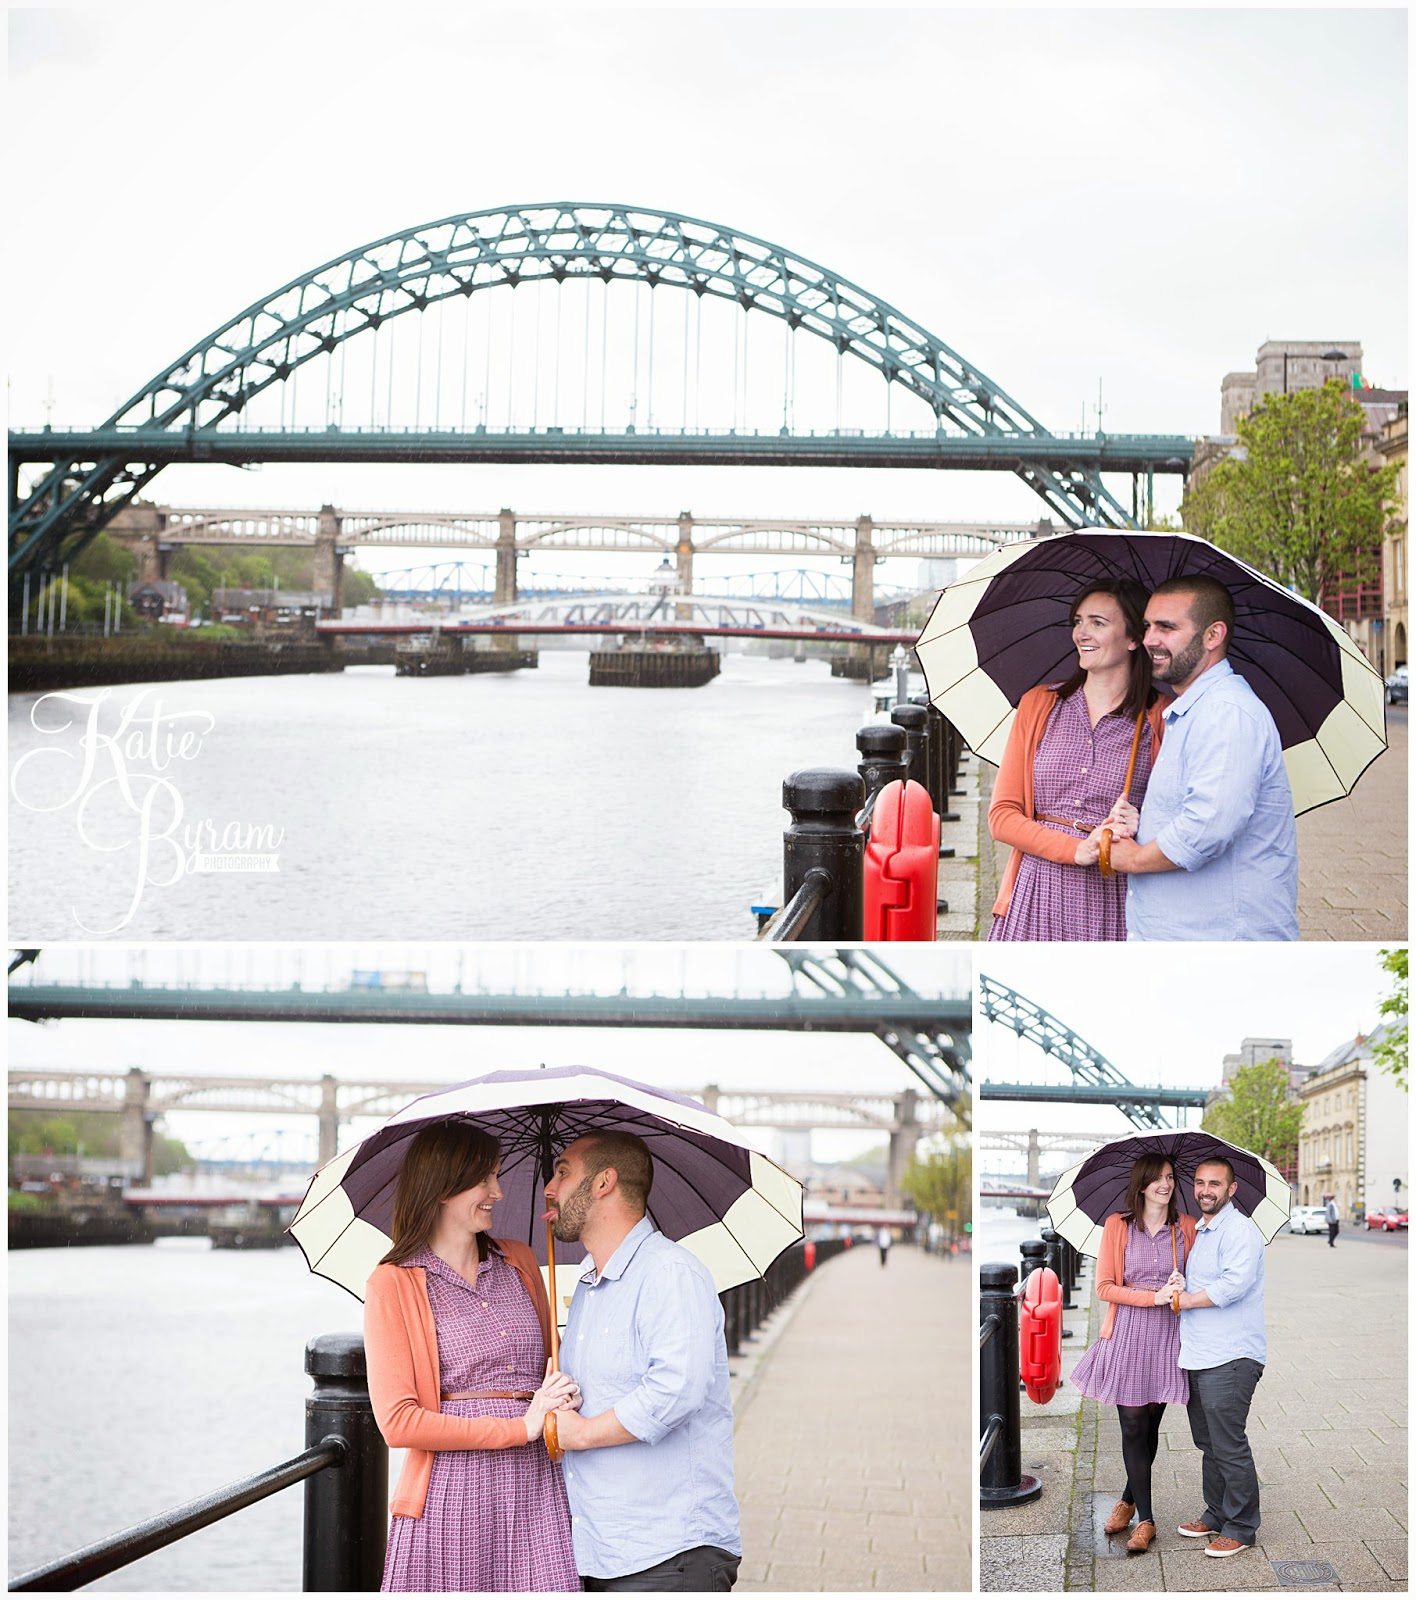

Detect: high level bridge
105,501,1049,619
11,201,1193,602
8,1069,952,1201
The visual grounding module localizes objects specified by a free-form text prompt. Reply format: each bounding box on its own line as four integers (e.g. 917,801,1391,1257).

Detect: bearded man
1097,574,1299,940
543,1131,741,1592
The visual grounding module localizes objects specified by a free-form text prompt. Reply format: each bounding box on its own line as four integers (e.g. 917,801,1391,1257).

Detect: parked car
1365,1208,1401,1230
1288,1206,1328,1235
1385,664,1408,704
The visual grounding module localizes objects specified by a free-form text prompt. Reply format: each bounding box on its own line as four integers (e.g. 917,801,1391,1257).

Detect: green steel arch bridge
978,973,1208,1129
10,202,1193,600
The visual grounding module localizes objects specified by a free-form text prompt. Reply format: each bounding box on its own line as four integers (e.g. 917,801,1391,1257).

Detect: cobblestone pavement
731,1243,970,1591
980,1226,1408,1592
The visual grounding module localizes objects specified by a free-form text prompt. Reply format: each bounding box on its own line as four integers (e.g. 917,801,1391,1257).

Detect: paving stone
979,1533,1067,1592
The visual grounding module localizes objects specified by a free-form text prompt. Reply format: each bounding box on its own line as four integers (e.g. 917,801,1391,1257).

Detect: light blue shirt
1127,660,1299,941
560,1217,741,1579
1179,1199,1267,1369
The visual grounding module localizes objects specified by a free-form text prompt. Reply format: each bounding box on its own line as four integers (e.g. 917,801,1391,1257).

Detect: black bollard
1040,1228,1074,1338
890,703,930,795
304,1333,388,1593
979,1263,1043,1507
856,723,908,818
781,769,865,939
912,697,960,826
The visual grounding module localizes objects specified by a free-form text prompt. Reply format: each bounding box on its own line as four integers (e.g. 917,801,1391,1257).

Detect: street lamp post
1283,347,1350,394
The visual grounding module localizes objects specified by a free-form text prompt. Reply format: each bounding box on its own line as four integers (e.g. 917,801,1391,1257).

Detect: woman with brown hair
363,1120,581,1592
1068,1155,1197,1555
987,578,1164,940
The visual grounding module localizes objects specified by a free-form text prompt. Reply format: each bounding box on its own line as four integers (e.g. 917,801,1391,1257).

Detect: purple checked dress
381,1248,579,1593
989,691,1154,942
1071,1221,1189,1407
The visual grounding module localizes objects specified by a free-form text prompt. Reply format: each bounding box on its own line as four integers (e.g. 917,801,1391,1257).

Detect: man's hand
1105,799,1140,839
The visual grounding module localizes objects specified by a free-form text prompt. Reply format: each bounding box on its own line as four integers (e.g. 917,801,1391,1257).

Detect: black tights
1117,1403,1166,1524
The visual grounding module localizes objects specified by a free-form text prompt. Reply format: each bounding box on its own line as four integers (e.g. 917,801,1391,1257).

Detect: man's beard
550,1175,594,1242
1152,631,1206,686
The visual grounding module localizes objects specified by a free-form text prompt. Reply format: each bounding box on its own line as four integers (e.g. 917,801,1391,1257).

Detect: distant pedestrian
1070,1155,1195,1556
1172,1157,1267,1559
1324,1195,1339,1247
877,1225,892,1267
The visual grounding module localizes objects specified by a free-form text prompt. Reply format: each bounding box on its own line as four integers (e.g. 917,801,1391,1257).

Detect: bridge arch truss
13,202,1147,584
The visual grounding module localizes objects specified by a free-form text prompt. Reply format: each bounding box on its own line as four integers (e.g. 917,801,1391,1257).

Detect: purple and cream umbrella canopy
915,529,1386,816
1046,1129,1292,1259
290,1066,805,1302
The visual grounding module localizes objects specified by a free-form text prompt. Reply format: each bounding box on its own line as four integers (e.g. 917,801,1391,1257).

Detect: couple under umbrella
917,529,1386,941
291,1067,804,1593
1047,1129,1288,1558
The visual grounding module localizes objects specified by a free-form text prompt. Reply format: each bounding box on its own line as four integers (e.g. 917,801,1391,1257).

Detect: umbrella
289,1065,805,1305
915,529,1386,816
1045,1130,1292,1261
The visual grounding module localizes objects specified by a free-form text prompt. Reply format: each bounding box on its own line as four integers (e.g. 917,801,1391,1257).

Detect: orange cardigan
364,1237,553,1518
988,684,1166,918
1094,1211,1198,1340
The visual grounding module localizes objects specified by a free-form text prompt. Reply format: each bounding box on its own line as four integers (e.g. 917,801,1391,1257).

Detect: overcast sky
975,942,1399,1164
8,944,971,1163
8,8,1407,565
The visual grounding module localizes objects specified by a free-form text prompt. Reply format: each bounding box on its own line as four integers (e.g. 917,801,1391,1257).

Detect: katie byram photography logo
10,687,284,932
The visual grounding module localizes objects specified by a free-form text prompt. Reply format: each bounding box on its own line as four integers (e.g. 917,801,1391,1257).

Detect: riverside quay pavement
972,703,1408,941
728,1240,970,1591
980,1226,1408,1592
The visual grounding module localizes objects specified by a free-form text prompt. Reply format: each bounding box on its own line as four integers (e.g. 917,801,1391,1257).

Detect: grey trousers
583,1545,741,1592
1186,1358,1264,1543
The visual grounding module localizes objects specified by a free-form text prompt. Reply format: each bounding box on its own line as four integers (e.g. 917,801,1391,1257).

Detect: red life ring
1018,1266,1063,1404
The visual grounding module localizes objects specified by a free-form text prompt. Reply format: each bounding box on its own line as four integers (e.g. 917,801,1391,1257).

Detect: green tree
1181,381,1399,604
1202,1057,1304,1172
8,1110,191,1176
902,1138,972,1241
1372,947,1408,1090
342,566,381,607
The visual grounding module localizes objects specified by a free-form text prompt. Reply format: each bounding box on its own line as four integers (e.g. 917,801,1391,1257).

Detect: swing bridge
11,202,1194,605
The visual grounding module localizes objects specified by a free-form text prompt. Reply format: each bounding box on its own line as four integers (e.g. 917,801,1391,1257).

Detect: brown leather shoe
1103,1499,1136,1535
1204,1536,1251,1558
1177,1518,1214,1538
1126,1520,1157,1555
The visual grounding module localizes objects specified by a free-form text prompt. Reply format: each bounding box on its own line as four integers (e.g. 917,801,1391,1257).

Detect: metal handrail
8,1439,345,1592
979,1415,1002,1471
759,868,833,942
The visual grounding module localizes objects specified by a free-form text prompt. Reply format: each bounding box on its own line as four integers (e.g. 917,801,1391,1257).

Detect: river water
8,1240,368,1591
8,652,881,941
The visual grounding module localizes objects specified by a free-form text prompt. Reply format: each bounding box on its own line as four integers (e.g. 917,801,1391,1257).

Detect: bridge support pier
495,509,518,604
107,502,165,584
885,1088,920,1208
319,1076,339,1166
1027,1129,1040,1190
676,513,695,596
121,1067,155,1185
314,507,345,615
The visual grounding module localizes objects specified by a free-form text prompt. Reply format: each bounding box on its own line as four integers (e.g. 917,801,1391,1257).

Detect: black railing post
855,723,908,819
889,703,929,794
304,1333,387,1593
781,769,864,940
1039,1228,1074,1338
917,699,960,824
979,1263,1042,1507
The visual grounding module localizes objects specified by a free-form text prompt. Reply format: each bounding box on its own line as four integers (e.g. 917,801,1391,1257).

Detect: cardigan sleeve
364,1264,533,1454
988,689,1087,867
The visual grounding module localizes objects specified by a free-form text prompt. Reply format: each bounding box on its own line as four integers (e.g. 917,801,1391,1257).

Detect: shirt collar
578,1214,656,1285
1196,1198,1238,1233
1162,656,1234,722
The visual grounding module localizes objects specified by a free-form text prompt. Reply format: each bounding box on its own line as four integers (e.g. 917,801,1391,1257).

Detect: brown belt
1036,813,1098,834
441,1389,534,1402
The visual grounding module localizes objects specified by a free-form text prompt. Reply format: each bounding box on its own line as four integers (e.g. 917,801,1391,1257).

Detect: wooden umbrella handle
1099,707,1148,880
1170,1223,1181,1316
543,1216,565,1462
